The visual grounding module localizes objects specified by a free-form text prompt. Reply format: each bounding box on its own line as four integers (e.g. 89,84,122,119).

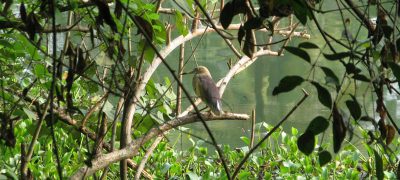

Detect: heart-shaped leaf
272,76,304,95
297,130,315,155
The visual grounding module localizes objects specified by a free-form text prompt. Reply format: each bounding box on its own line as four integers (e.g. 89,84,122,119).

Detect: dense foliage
0,0,399,179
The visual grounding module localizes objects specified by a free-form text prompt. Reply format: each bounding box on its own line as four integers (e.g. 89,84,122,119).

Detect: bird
190,66,222,115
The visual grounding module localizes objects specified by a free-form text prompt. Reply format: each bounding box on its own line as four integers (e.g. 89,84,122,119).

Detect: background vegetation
0,0,399,179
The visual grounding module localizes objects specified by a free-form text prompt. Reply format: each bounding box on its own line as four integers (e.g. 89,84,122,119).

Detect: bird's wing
197,75,221,112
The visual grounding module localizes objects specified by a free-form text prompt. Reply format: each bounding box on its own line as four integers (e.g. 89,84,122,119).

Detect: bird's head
193,66,211,76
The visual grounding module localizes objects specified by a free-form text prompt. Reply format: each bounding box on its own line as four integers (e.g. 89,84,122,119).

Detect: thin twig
231,89,309,179
134,135,163,180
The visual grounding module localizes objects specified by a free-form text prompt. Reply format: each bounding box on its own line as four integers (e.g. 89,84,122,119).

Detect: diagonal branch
70,112,250,179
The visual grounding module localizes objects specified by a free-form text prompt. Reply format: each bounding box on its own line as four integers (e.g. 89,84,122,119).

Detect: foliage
0,0,398,179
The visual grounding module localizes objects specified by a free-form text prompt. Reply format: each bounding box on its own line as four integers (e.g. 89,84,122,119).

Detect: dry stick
176,17,186,115
81,92,109,127
134,135,163,180
278,22,300,55
231,89,310,179
21,98,51,176
250,109,255,148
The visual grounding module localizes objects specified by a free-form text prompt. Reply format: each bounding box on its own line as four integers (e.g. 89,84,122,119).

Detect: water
160,2,400,151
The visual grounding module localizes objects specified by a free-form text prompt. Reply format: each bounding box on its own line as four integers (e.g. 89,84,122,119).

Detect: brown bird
190,66,222,115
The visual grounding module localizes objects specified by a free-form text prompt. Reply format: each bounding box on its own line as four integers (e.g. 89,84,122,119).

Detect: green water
158,2,400,151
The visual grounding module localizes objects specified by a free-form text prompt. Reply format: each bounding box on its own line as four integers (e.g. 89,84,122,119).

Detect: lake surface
159,2,400,151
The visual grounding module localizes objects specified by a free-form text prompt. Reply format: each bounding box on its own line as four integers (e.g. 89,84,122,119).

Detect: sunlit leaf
240,136,250,146
284,46,310,63
297,130,315,155
175,11,189,36
318,150,332,166
374,149,384,180
95,51,114,67
311,82,332,108
272,76,304,95
307,116,329,135
332,104,346,153
346,95,361,120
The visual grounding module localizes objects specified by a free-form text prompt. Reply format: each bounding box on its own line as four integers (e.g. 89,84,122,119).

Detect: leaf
307,116,329,135
386,125,396,145
219,1,234,29
345,63,361,75
382,25,393,39
23,108,37,120
323,52,352,61
318,150,332,166
95,51,114,67
388,62,400,88
284,46,310,63
298,42,319,49
186,171,201,180
94,0,117,32
332,104,346,153
237,25,245,45
346,95,361,120
134,16,154,41
34,64,48,78
175,11,189,36
240,136,250,145
243,30,255,58
311,82,332,108
374,149,384,180
272,76,304,95
297,130,315,155
352,74,370,82
320,66,340,86
20,2,27,23
243,17,264,30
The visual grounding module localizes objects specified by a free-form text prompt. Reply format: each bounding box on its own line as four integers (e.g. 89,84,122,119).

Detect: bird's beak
181,69,195,75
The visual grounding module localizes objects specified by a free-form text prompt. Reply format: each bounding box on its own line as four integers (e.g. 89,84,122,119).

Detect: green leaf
318,150,332,166
297,130,315,155
320,66,340,86
238,171,251,179
175,11,189,36
23,108,37,120
346,95,361,120
307,116,329,135
272,76,304,95
323,52,352,61
311,82,332,108
240,136,250,145
298,42,319,49
95,51,114,67
186,171,201,180
374,149,384,180
34,64,48,78
284,46,311,63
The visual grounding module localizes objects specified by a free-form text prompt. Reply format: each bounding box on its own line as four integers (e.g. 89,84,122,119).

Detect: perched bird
191,66,222,115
